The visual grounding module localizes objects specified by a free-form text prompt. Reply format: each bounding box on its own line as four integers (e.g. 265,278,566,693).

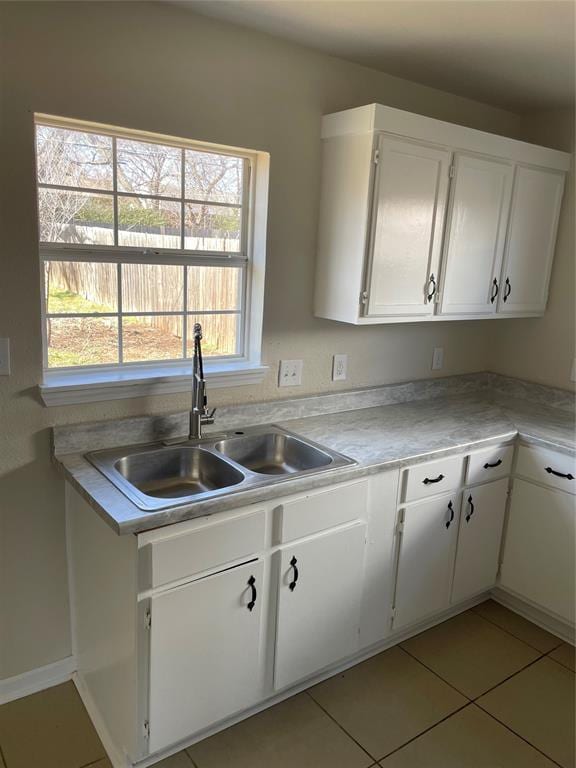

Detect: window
35,116,268,403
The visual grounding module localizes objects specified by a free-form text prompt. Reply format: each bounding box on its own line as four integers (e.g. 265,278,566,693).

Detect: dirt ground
47,317,184,366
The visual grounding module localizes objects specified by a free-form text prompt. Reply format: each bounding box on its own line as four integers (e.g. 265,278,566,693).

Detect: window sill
40,361,269,406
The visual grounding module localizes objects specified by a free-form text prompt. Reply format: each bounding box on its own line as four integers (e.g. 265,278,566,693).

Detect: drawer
466,444,514,485
143,508,266,589
516,445,576,495
403,455,464,503
275,480,368,543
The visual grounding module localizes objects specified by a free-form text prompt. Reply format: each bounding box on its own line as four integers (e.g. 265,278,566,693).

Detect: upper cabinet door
498,166,565,315
365,136,451,317
438,155,513,316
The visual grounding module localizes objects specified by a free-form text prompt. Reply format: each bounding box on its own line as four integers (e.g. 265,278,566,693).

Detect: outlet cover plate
279,359,303,387
332,354,347,382
0,338,10,375
432,347,444,371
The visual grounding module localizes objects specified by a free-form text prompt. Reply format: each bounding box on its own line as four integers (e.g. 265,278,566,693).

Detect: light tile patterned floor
0,602,572,768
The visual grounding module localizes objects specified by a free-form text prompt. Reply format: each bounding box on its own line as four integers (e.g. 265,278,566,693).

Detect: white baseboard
0,656,76,705
491,588,575,644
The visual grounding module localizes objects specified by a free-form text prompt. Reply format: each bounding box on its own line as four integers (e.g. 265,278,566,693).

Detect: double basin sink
86,425,356,511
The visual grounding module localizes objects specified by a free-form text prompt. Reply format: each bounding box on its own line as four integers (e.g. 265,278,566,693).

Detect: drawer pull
483,459,502,469
289,556,299,591
545,466,574,481
503,277,512,302
247,575,257,612
445,500,455,529
423,473,445,485
465,494,475,523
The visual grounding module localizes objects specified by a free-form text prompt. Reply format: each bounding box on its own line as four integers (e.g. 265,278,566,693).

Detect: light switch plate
332,354,347,381
432,347,444,371
279,359,303,387
0,338,10,375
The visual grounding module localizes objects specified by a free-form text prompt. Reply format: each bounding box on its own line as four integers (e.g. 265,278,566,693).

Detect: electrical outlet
0,339,10,375
431,346,444,371
332,353,347,382
278,359,303,387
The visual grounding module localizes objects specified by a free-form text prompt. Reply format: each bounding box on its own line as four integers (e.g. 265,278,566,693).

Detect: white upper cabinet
498,166,565,315
315,104,569,325
438,154,513,316
366,137,451,317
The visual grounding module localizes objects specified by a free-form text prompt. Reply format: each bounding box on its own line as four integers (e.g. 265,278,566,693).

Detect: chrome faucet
190,323,216,440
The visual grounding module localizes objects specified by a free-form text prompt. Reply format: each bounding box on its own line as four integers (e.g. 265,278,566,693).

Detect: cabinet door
366,136,451,317
274,523,366,690
393,494,460,630
498,165,565,314
500,479,575,623
451,479,508,604
148,560,264,753
439,154,513,315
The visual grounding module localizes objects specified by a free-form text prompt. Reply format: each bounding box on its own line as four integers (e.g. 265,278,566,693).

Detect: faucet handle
207,407,217,418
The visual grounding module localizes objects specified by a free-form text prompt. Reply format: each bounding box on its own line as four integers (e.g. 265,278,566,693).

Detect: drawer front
516,445,576,495
147,509,266,588
403,456,464,503
467,444,514,485
276,480,368,543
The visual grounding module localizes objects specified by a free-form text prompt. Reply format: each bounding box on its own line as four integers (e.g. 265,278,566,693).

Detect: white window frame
36,115,269,406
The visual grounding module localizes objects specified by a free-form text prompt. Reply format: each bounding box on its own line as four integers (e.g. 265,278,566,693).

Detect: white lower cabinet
148,560,264,753
274,522,366,690
451,479,508,604
500,479,575,624
393,494,460,630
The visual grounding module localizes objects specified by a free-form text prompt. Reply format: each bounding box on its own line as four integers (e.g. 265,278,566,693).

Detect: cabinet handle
289,556,299,591
426,273,437,303
490,278,499,304
445,500,455,529
545,466,574,480
465,494,475,523
483,459,502,469
423,473,445,485
503,277,511,302
247,575,257,612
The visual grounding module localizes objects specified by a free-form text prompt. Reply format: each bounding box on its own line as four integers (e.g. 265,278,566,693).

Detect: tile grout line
471,702,565,768
545,647,575,673
470,605,564,654
304,690,378,765
397,645,473,701
470,651,548,702
375,701,473,764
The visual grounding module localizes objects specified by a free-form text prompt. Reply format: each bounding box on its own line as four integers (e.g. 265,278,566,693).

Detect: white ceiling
182,0,575,111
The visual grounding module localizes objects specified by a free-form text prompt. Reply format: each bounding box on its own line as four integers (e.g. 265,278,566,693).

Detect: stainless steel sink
86,425,356,511
215,432,332,475
114,446,244,499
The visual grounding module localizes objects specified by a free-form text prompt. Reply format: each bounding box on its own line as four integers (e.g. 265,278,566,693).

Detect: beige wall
488,109,575,390
0,1,564,678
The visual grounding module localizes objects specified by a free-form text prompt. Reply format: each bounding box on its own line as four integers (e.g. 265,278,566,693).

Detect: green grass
47,287,114,314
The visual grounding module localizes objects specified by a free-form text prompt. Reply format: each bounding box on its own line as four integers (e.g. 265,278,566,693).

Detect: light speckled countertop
55,388,575,535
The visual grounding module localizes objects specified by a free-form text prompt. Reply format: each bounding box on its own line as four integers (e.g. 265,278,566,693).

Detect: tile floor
0,601,573,768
